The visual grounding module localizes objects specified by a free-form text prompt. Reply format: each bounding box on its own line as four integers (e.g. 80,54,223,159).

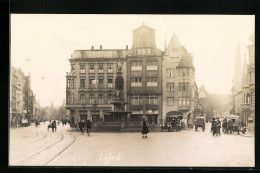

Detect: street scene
9,121,254,166
10,15,255,167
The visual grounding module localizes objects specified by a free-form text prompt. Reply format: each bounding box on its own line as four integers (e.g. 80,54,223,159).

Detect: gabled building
162,34,198,126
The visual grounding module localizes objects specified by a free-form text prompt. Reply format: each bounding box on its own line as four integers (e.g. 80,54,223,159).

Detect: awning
166,111,183,118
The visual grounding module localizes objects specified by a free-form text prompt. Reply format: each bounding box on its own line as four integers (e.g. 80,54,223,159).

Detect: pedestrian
86,119,92,136
222,118,227,134
52,120,57,132
75,119,79,131
227,118,233,134
141,119,149,138
211,118,217,136
216,117,221,136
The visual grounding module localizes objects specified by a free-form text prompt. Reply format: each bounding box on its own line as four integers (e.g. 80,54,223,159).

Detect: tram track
12,131,48,150
44,133,76,166
14,132,76,166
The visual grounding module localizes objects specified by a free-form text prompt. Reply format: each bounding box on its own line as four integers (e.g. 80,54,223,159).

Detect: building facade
126,24,163,125
66,24,200,128
162,34,198,126
65,47,128,125
231,34,255,130
10,67,35,127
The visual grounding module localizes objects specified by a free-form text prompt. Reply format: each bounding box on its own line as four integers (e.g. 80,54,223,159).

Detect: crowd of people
211,117,247,136
75,119,93,136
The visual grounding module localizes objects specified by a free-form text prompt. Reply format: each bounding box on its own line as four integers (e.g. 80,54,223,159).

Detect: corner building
65,47,127,125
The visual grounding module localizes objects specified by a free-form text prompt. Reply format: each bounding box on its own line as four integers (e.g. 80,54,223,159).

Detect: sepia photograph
9,14,255,167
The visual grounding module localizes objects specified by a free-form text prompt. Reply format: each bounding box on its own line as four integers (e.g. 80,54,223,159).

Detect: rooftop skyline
11,14,254,107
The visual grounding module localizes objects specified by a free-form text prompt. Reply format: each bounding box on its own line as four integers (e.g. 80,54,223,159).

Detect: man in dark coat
211,118,217,136
86,119,92,136
222,118,227,134
52,120,57,132
142,119,149,138
216,117,221,136
227,118,233,134
79,119,85,134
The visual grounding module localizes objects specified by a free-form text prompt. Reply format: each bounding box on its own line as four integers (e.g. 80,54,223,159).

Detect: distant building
231,35,255,129
10,67,35,126
199,85,213,122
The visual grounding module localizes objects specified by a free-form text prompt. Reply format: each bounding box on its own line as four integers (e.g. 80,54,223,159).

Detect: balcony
178,105,191,111
131,66,142,71
98,83,105,88
241,103,251,110
147,66,157,71
66,72,76,76
147,82,158,87
131,83,142,87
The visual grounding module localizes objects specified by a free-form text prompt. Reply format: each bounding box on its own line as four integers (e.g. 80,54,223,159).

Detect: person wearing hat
141,119,149,138
211,118,217,136
216,117,221,136
227,118,233,134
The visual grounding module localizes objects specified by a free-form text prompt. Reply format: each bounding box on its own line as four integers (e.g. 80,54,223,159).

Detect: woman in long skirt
142,119,149,138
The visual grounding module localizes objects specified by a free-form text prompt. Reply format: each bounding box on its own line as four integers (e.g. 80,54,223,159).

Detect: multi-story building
66,24,200,128
162,34,198,125
126,24,163,125
65,46,128,125
199,85,214,122
10,67,35,126
231,34,255,130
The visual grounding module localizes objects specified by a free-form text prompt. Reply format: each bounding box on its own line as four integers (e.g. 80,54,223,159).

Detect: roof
166,111,183,116
176,56,194,68
71,49,127,59
133,24,155,31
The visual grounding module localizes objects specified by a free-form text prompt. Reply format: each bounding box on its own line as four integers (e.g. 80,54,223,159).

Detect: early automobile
194,116,205,131
228,115,246,134
161,112,184,132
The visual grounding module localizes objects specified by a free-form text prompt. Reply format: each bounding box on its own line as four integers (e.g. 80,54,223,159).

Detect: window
167,97,174,105
71,79,74,88
166,83,174,91
186,82,190,91
178,97,182,105
131,95,143,105
146,94,158,105
80,65,86,73
80,79,85,88
178,82,182,92
167,68,174,77
187,70,190,76
172,48,177,52
182,82,186,90
98,93,104,104
80,94,85,103
182,97,186,105
67,93,70,104
89,93,95,104
108,78,113,88
147,61,157,70
147,77,158,87
131,77,142,87
178,70,182,77
98,77,104,87
89,65,95,73
187,97,190,106
98,65,104,73
67,79,70,88
107,64,114,73
71,94,74,103
71,65,75,72
107,93,113,104
131,61,142,71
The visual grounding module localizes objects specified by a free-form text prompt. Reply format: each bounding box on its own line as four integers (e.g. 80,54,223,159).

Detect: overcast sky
11,14,254,107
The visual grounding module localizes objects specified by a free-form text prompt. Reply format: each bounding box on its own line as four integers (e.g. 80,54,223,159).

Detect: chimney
100,45,102,50
126,45,128,50
91,46,94,50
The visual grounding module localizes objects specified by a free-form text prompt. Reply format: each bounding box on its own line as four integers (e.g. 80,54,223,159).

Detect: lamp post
151,104,155,125
92,100,97,123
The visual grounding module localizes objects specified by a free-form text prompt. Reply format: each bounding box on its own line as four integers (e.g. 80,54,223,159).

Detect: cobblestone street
9,122,254,167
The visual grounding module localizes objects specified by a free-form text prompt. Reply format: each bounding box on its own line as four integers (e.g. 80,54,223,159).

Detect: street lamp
92,100,97,123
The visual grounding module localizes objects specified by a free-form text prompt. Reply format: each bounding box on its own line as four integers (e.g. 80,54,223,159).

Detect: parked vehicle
161,113,184,132
228,115,246,134
194,116,205,131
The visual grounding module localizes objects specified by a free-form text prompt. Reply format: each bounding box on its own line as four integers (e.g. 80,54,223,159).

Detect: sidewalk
240,131,254,137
